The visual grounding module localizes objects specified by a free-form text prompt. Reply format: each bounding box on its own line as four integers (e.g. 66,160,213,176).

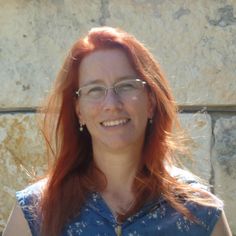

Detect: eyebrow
80,75,138,87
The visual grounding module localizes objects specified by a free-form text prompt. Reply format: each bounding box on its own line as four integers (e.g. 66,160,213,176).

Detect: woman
3,27,232,236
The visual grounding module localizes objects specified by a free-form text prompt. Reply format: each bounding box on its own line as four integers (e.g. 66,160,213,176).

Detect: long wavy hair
39,27,217,236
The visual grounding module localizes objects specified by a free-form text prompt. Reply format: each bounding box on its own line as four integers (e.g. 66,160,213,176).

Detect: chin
102,136,143,151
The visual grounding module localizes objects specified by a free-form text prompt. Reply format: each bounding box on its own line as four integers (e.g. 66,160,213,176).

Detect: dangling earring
79,122,84,132
149,118,153,124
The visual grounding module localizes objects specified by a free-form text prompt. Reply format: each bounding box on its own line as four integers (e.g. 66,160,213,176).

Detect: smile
101,119,130,127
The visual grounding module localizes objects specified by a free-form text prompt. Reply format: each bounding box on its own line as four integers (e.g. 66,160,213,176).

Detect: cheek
78,103,99,124
131,99,150,123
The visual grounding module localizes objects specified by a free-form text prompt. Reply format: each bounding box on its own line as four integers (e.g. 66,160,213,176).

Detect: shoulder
16,178,47,213
169,166,209,189
16,178,47,206
167,166,225,233
16,178,47,200
168,166,223,207
15,179,47,236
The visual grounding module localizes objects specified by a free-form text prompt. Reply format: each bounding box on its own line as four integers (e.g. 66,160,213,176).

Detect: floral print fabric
16,168,222,236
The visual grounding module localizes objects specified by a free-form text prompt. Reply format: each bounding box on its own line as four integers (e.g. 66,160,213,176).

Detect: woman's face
76,49,154,152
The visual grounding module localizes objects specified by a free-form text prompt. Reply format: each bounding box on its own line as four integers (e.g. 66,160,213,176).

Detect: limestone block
106,0,236,106
0,0,101,108
0,113,46,231
212,116,236,233
179,113,212,182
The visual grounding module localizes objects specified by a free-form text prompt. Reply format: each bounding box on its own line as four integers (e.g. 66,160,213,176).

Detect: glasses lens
77,79,146,103
115,79,146,98
79,85,106,101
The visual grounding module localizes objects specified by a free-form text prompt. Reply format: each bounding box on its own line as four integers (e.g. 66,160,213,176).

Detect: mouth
100,118,130,127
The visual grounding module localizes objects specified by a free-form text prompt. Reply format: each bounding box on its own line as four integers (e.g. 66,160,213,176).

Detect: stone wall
0,0,235,234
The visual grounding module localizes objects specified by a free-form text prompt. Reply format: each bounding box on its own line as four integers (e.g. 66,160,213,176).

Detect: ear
147,91,156,118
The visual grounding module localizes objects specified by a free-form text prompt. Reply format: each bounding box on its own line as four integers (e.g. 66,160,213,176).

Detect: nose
102,88,123,111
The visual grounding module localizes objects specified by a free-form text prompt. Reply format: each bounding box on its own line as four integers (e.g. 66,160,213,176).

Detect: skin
211,211,232,236
77,49,154,154
76,49,154,215
3,203,31,236
3,48,232,236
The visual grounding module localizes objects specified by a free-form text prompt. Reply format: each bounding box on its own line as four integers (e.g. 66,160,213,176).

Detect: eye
116,81,137,92
85,86,105,98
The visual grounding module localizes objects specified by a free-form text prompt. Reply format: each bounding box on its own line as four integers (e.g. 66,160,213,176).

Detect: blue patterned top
16,168,223,236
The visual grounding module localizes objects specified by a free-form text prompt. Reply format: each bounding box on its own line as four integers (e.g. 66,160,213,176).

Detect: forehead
78,49,136,86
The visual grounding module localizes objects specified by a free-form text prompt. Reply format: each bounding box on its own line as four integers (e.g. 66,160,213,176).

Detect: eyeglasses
75,79,147,103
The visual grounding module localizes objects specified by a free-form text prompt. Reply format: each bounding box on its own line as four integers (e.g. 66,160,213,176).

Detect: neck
93,146,142,194
91,144,144,217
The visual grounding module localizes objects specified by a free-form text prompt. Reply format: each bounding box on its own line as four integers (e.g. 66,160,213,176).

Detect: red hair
39,27,217,236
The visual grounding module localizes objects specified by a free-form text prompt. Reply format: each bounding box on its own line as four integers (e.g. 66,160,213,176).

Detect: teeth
102,119,129,127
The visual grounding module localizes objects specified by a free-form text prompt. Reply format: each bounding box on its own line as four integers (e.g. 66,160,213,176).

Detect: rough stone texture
0,0,101,108
106,0,236,106
0,114,46,231
1,1,236,108
212,116,236,233
179,113,212,181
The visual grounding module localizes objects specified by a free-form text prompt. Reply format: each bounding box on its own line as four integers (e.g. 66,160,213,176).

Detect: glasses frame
75,78,147,102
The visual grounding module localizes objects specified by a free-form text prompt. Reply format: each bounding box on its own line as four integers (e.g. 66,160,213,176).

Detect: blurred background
0,0,235,234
